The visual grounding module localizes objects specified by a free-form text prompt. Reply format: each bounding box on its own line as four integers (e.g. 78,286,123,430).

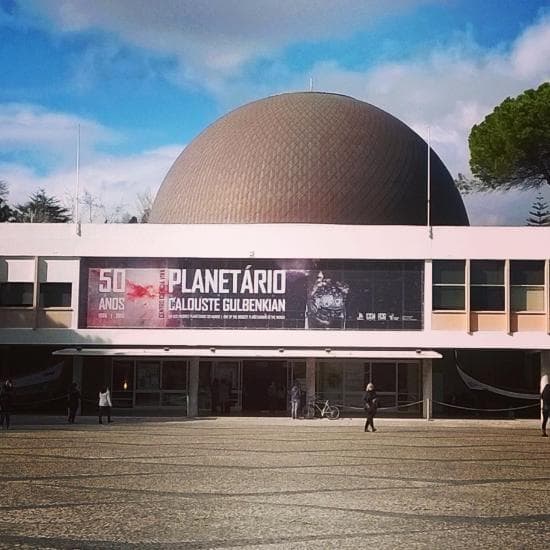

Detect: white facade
1,223,547,418
1,222,550,350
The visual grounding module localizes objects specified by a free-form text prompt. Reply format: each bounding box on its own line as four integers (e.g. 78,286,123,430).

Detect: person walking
290,381,301,419
67,382,81,424
541,383,550,437
363,382,378,432
0,378,14,430
98,386,113,424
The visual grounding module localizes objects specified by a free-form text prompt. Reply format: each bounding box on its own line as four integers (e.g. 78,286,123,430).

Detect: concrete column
422,359,433,419
424,260,432,332
188,357,199,417
72,355,83,414
306,357,316,406
32,256,39,329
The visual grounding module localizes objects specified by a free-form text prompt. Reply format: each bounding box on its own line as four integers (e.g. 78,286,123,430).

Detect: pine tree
526,192,550,226
469,82,550,191
14,189,71,223
0,180,15,222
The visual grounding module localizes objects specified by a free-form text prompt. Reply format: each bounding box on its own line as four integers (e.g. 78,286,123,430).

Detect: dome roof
150,92,468,225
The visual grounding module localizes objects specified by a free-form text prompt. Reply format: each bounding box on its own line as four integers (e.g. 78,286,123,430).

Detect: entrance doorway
241,360,306,415
198,360,242,415
242,361,286,414
198,359,306,416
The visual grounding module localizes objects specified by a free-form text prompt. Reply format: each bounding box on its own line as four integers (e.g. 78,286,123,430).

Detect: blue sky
1,0,549,223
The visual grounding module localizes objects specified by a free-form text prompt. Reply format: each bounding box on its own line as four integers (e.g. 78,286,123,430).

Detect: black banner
79,258,423,330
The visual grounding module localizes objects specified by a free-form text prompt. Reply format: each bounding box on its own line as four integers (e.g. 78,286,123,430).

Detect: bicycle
306,398,340,420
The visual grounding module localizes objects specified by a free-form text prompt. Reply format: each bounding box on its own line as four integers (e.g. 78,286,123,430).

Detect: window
0,282,33,307
136,361,160,390
112,360,134,392
432,260,465,310
112,360,134,408
510,260,545,312
470,260,504,311
135,360,161,407
39,283,72,308
162,361,187,390
111,359,188,409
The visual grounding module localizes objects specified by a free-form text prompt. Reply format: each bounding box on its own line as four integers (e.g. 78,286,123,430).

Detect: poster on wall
79,258,423,330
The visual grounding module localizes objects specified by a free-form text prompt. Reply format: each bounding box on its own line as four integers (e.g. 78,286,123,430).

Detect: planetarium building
0,92,547,418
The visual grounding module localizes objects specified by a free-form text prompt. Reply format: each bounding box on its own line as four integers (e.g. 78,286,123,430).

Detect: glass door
161,360,188,408
317,360,367,411
220,361,242,413
317,361,343,404
343,361,367,411
397,361,421,414
200,360,242,414
370,361,397,409
287,361,306,415
135,360,161,407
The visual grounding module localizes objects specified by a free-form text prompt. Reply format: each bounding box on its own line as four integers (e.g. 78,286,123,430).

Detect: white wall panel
1,258,35,282
38,258,79,282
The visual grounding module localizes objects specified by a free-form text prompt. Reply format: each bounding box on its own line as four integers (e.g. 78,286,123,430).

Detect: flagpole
427,126,432,239
75,124,81,236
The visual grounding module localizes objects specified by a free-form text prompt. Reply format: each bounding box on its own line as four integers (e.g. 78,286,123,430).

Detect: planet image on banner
306,272,350,329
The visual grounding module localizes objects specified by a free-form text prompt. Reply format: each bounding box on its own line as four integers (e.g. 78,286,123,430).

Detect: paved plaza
1,416,550,549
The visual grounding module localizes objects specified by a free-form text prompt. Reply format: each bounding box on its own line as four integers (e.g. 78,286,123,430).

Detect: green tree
469,82,550,191
0,180,15,222
526,192,550,226
453,173,477,195
14,189,71,223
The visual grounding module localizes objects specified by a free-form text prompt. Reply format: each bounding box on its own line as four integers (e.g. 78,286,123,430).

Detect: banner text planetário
96,268,287,314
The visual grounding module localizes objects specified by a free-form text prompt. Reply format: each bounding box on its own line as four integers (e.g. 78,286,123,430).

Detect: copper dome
150,92,468,225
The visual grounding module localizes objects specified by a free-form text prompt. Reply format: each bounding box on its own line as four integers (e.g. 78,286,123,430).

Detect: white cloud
0,103,178,221
0,103,118,165
511,15,550,79
0,101,179,220
23,0,431,83
2,144,181,221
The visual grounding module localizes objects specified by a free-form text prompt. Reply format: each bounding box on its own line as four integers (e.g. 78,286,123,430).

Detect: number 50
98,268,126,293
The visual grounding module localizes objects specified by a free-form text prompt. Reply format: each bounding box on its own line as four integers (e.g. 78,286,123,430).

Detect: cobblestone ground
1,416,550,549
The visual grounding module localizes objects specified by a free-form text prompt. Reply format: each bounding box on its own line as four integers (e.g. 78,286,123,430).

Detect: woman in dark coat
363,382,378,432
541,383,550,437
67,382,81,424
